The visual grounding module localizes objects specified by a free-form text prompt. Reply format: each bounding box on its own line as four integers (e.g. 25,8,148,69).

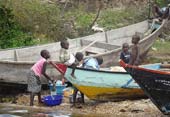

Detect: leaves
0,5,35,49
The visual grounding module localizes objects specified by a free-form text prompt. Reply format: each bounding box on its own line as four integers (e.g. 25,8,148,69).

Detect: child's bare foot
71,73,76,79
70,104,75,108
39,100,43,103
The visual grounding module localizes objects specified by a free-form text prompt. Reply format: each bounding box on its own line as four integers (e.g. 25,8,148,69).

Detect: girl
27,49,53,106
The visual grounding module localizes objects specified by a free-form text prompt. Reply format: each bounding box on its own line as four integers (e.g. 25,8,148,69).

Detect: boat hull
120,60,170,115
0,61,61,85
75,85,144,101
64,67,145,101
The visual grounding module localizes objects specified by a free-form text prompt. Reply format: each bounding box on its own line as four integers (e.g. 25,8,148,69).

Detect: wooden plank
160,64,170,68
80,39,99,52
81,39,120,50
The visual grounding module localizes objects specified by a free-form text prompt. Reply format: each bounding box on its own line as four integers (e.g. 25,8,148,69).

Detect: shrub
0,5,35,49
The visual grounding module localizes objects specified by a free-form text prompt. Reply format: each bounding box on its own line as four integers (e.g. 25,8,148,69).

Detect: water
0,105,71,117
0,105,106,117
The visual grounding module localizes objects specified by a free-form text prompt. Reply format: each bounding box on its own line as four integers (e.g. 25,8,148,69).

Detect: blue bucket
49,84,66,95
42,95,63,106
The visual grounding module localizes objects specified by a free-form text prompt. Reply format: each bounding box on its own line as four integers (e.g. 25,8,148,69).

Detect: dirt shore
1,93,167,117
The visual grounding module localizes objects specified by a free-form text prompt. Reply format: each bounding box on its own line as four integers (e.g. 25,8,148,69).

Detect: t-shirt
83,58,99,70
120,51,131,64
59,48,75,66
31,58,46,77
59,48,70,63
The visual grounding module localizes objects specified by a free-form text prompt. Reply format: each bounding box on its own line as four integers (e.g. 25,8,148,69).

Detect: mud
0,92,167,117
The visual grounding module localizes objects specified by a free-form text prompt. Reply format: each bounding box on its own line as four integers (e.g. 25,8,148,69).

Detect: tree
0,5,35,49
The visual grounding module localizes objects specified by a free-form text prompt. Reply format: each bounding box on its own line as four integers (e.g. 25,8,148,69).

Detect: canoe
63,63,160,101
120,60,170,115
0,20,167,86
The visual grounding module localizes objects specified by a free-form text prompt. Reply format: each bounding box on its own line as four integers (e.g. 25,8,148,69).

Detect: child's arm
42,61,53,82
129,46,137,65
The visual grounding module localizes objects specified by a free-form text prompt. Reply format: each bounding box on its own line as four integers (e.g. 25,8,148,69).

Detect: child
129,35,141,66
83,56,103,70
59,39,76,82
59,40,75,65
120,43,131,64
27,50,53,106
71,52,85,108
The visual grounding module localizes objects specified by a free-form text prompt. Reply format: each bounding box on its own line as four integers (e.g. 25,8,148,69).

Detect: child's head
60,40,69,49
40,50,50,59
132,35,140,44
96,56,103,65
75,52,84,62
122,43,129,52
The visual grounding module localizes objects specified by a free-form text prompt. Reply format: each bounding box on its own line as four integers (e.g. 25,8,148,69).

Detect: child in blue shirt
83,56,103,70
120,43,131,64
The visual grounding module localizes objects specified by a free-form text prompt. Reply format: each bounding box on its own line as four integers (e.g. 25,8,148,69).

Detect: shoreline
0,94,165,117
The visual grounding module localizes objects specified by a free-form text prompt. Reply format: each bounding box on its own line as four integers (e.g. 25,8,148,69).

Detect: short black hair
132,34,140,44
96,56,103,65
122,43,129,48
75,52,84,62
60,40,68,48
40,50,48,58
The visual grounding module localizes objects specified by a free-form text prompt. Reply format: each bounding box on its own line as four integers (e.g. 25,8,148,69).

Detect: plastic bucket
49,85,66,95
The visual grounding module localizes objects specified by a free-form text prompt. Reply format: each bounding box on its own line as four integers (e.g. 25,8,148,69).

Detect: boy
83,56,103,70
71,52,85,108
129,35,141,66
120,43,131,64
59,40,75,65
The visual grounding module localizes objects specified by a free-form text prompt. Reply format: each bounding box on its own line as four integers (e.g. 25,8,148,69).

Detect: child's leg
30,92,35,106
38,92,43,104
72,88,78,106
71,63,77,78
80,92,85,103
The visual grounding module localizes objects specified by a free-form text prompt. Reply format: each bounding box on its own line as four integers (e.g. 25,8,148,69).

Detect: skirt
27,70,41,93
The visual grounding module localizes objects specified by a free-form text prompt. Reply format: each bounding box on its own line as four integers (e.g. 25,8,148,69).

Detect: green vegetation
156,0,170,7
0,5,36,49
0,0,161,49
144,39,170,63
99,7,147,30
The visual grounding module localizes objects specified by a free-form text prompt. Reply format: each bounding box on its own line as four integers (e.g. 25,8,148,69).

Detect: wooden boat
120,60,170,115
62,63,160,101
0,20,167,86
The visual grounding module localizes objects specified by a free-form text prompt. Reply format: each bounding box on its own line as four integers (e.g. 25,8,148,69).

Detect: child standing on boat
59,40,75,66
58,39,76,85
129,35,141,66
27,50,53,106
120,43,131,64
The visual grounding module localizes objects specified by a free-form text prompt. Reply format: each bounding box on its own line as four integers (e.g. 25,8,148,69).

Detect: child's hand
48,61,53,64
50,79,54,83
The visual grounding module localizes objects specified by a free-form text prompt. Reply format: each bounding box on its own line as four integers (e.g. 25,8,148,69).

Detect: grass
144,39,170,63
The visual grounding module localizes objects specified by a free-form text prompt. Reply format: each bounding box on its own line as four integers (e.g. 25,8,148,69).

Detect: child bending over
71,52,85,108
27,50,53,106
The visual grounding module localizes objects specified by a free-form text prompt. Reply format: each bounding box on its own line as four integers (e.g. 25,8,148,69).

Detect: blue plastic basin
42,95,63,106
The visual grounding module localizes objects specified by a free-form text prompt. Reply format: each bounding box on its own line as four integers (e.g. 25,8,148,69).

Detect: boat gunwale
67,65,132,74
91,19,167,58
121,60,170,76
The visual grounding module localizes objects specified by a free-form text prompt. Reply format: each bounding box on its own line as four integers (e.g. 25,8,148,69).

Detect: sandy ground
1,92,167,117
